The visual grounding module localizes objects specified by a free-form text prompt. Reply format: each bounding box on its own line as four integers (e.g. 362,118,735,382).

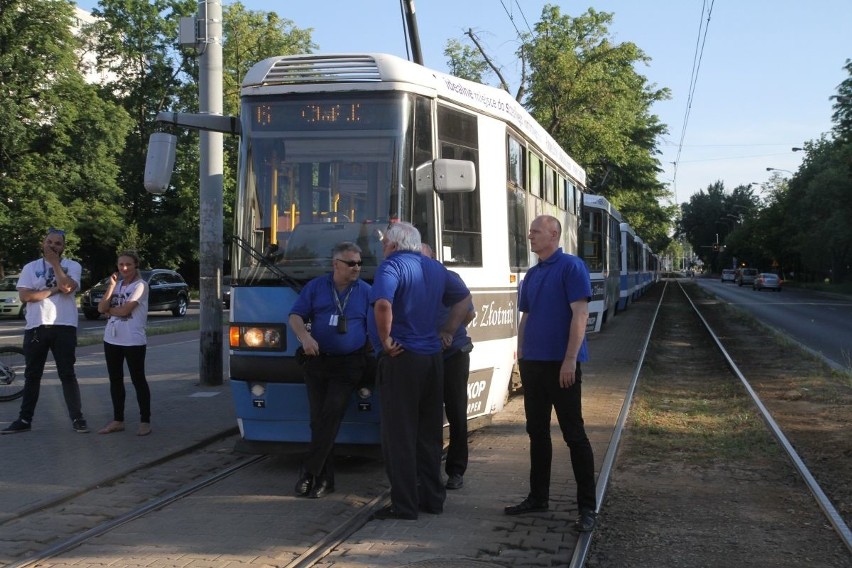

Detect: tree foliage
444,5,673,254
0,0,132,278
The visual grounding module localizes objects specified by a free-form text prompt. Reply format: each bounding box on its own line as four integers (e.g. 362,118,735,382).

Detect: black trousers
519,359,597,512
443,350,469,477
103,342,150,422
302,354,364,483
19,325,82,423
378,350,445,518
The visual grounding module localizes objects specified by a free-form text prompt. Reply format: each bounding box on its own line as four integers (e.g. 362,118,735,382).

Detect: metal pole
197,0,223,385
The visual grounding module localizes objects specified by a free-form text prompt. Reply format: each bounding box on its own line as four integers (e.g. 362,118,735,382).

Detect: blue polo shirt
519,248,591,362
369,251,470,355
289,273,371,355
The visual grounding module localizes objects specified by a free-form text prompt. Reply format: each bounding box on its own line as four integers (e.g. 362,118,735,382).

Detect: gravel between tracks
587,280,852,568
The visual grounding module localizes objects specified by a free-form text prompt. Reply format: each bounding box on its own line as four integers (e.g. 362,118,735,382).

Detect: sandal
137,423,152,436
97,421,125,434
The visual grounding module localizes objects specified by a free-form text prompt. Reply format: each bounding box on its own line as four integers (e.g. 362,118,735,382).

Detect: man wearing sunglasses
288,241,371,498
2,228,89,434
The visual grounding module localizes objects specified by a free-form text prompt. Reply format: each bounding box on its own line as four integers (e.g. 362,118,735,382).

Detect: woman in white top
96,251,151,436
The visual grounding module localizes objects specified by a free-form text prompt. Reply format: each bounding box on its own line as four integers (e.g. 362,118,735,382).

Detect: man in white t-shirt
1,228,89,434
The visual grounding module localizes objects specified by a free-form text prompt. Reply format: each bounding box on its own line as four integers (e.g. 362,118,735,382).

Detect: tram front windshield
234,93,409,285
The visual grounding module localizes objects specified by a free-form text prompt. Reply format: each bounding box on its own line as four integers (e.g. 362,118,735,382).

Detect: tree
0,0,130,275
444,38,490,84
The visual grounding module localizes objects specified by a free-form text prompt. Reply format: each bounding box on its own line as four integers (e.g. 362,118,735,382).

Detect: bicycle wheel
0,345,25,402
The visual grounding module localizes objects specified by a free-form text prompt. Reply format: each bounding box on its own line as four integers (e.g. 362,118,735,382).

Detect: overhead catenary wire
672,0,715,202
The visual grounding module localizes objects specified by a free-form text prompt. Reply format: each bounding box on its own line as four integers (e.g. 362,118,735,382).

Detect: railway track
582,280,851,567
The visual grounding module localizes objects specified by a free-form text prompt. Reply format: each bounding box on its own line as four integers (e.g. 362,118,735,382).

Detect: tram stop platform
0,293,655,568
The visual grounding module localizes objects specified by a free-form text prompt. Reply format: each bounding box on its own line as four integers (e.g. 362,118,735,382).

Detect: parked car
753,273,782,292
721,269,736,283
80,269,190,320
0,274,25,319
736,268,759,287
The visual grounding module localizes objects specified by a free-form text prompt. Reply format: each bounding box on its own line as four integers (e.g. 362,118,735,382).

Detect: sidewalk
0,329,235,521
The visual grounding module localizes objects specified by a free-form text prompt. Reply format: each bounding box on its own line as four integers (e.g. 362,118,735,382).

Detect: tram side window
544,166,555,204
507,134,528,270
530,154,542,198
557,174,566,210
582,210,603,272
438,105,481,266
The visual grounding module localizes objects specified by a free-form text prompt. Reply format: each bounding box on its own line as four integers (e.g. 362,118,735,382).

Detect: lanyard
332,281,354,316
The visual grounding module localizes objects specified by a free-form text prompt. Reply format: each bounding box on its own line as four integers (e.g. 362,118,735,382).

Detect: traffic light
712,243,720,252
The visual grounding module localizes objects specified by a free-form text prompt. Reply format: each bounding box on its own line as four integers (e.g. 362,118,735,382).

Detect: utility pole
197,0,224,385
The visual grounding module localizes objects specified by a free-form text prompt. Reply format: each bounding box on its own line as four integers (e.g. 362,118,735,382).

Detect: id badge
329,314,338,327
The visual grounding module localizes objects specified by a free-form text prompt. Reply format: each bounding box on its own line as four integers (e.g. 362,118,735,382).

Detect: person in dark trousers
369,222,471,520
422,243,474,491
289,242,371,498
2,228,88,434
504,214,598,533
96,251,152,436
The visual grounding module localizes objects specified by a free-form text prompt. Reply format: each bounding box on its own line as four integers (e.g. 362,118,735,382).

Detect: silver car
753,273,782,292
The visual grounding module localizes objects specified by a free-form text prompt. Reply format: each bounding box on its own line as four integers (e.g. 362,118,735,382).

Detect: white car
0,274,25,319
720,269,736,283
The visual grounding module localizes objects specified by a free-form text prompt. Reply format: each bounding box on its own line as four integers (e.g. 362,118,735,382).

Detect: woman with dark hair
96,251,152,436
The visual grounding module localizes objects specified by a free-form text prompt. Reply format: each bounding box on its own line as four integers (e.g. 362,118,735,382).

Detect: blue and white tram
181,53,587,451
618,222,639,310
581,194,621,333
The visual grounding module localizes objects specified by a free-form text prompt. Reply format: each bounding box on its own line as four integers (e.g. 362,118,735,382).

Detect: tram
147,53,587,451
580,194,621,332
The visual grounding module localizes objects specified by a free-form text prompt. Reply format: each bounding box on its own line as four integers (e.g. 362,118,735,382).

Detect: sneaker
574,509,597,532
1,419,31,434
72,418,90,433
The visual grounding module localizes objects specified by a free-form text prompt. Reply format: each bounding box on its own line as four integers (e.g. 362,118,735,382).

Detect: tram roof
242,53,586,186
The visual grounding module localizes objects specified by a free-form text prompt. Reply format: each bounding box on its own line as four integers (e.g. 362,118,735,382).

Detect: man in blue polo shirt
369,222,471,520
504,214,597,533
289,242,371,499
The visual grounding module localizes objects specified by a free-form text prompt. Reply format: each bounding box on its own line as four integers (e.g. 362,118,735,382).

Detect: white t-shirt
18,257,82,329
103,278,149,346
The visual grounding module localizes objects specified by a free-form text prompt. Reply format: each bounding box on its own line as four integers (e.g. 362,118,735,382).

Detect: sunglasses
48,227,65,236
335,259,363,267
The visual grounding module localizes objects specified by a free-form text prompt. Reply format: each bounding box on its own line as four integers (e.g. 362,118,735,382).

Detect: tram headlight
230,325,285,350
250,383,266,397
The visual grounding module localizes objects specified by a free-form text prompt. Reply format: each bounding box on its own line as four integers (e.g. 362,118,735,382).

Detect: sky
76,1,852,206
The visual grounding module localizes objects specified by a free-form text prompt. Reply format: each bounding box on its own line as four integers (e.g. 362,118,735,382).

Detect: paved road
696,277,852,371
0,302,208,347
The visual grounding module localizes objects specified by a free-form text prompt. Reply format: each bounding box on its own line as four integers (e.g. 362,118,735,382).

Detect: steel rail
677,279,852,554
569,281,668,568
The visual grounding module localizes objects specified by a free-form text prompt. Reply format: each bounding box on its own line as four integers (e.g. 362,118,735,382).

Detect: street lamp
766,167,794,174
792,147,804,152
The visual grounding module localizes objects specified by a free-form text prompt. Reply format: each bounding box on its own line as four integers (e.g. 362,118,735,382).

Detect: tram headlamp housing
229,324,285,351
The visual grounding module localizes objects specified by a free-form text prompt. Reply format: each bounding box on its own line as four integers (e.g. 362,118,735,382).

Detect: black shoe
1,419,31,434
446,473,464,490
308,478,334,499
504,497,549,516
574,509,597,532
72,418,90,433
295,473,314,497
372,505,417,520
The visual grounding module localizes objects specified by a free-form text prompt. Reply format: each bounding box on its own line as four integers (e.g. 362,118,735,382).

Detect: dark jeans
103,342,150,423
302,353,364,483
443,350,470,477
378,350,445,518
519,359,596,512
19,325,82,423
